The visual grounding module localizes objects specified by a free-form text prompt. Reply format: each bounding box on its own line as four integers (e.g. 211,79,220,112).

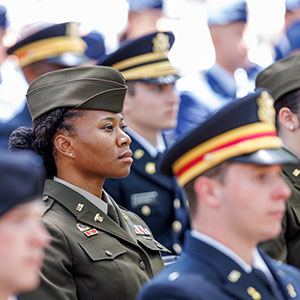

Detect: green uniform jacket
260,164,300,268
20,180,169,300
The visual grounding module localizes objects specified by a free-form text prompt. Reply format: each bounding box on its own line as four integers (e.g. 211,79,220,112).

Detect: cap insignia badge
66,22,80,37
152,32,170,53
257,91,275,124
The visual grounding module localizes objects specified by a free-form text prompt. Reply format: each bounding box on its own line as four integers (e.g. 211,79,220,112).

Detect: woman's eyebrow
100,117,115,122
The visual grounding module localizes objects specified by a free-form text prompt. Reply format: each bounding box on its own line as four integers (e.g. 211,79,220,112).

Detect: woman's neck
56,171,104,198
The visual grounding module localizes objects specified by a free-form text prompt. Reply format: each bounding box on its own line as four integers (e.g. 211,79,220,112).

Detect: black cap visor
136,74,180,85
229,148,300,166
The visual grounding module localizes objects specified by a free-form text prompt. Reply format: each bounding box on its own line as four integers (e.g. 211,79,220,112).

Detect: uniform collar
208,63,237,98
53,176,108,214
190,230,273,281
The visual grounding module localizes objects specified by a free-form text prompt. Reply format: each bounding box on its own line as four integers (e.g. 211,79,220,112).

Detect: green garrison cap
255,52,300,101
26,65,128,121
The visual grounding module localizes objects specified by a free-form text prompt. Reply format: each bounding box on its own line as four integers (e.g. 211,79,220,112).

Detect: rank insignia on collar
76,203,84,211
247,287,261,300
84,228,99,237
94,213,104,223
287,283,297,298
292,168,300,177
76,223,91,232
134,225,152,236
227,270,241,283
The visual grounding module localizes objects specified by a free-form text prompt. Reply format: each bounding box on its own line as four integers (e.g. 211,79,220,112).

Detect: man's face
0,201,50,296
217,163,291,244
211,22,249,70
123,81,180,132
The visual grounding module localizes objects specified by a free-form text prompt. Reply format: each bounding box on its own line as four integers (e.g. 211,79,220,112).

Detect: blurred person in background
256,52,300,269
99,31,190,256
0,5,8,66
175,0,261,138
276,19,300,59
0,21,88,150
274,0,300,60
10,66,167,300
0,151,50,300
119,0,164,43
0,4,27,124
81,30,106,64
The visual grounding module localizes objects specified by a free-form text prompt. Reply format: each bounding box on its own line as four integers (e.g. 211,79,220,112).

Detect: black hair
274,89,300,130
9,108,83,179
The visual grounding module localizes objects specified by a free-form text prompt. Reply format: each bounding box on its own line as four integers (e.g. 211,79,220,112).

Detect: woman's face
66,110,132,180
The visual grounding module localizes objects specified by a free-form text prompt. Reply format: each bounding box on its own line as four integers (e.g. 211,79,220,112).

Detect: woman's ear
278,107,300,131
53,134,75,158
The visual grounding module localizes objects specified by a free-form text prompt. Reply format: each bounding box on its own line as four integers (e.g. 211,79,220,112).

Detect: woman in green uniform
256,53,300,269
10,66,169,300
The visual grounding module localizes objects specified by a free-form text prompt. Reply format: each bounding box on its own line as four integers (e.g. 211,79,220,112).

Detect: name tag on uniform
130,191,158,208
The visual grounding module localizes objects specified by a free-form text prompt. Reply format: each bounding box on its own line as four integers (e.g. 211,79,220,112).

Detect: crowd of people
2,0,300,300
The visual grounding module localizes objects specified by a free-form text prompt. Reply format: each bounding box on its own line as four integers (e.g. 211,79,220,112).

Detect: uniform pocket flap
79,235,127,261
137,236,171,253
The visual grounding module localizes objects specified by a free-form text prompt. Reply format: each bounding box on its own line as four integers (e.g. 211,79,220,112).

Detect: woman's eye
103,125,113,130
121,124,128,131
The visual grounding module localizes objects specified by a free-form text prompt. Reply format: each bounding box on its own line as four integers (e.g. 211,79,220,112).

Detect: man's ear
53,133,75,159
194,176,222,208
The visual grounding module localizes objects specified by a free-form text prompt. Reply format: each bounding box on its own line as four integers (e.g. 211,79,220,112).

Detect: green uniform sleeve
20,218,78,300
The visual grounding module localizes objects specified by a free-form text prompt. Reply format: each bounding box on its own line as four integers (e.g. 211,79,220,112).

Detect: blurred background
0,0,287,73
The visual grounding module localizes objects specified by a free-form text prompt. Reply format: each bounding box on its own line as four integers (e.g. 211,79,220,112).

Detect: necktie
251,268,284,300
107,203,120,225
